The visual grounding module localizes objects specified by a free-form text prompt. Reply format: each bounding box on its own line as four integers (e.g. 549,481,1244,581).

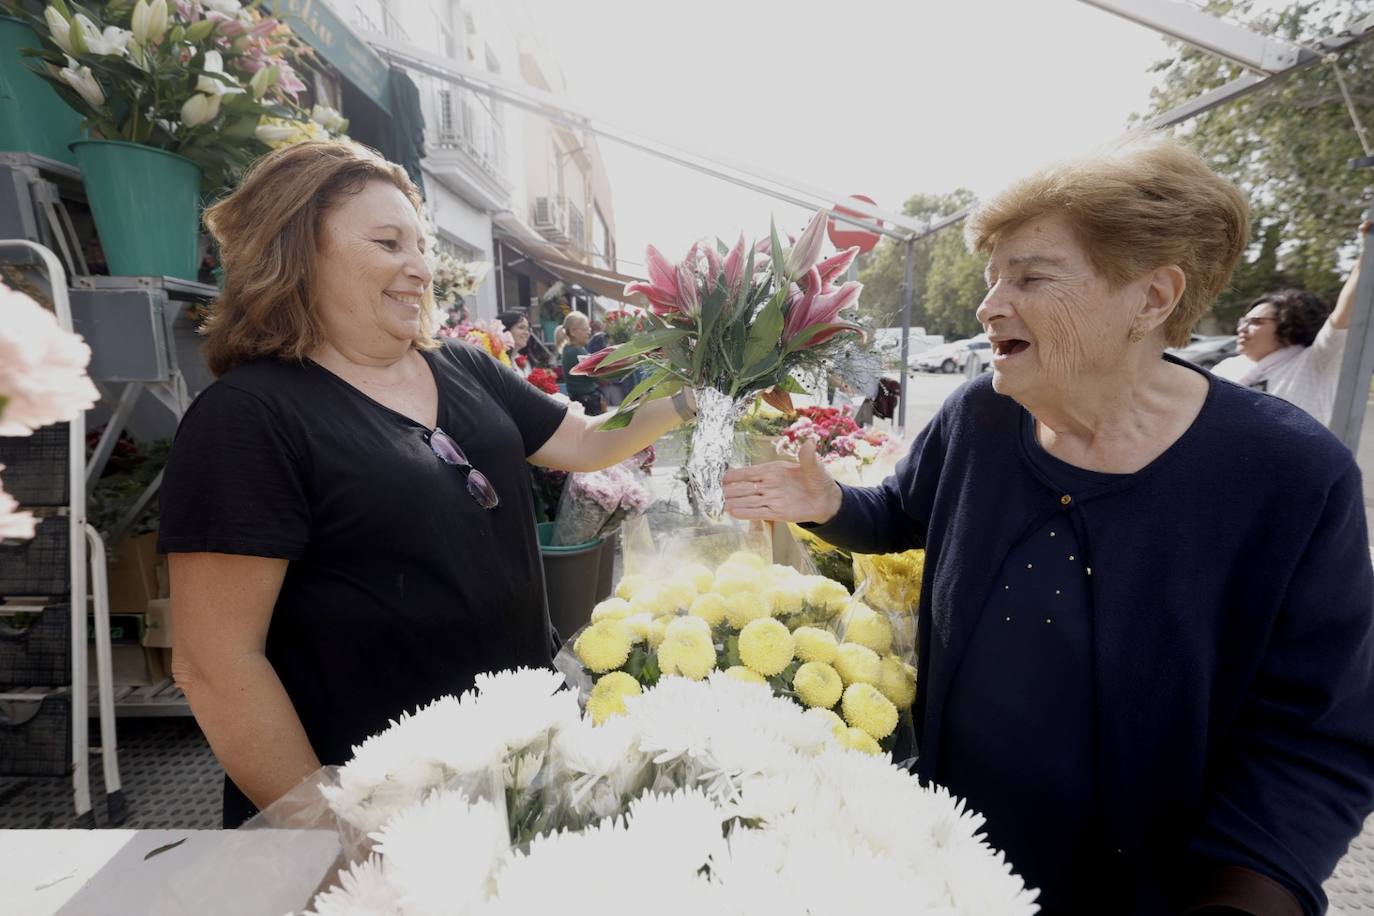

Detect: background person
1212,221,1369,426
723,137,1374,915
560,311,603,415
160,141,696,828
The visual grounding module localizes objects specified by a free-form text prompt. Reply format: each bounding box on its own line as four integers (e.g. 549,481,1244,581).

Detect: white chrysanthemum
371,790,509,916
304,854,401,916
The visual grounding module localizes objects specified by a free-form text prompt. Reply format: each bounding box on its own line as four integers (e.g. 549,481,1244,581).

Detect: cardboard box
87,643,171,687
106,532,166,614
142,598,172,648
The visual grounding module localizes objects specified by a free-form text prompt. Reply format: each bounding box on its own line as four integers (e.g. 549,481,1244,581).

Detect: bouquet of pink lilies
573,210,864,517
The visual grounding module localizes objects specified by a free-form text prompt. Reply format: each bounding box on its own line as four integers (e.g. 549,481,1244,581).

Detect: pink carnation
0,471,37,540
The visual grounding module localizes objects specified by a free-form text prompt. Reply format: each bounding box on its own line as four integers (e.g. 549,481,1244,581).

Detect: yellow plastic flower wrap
552,512,917,759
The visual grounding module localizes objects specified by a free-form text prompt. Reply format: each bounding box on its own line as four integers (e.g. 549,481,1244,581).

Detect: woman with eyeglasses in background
1212,220,1369,426
157,141,696,827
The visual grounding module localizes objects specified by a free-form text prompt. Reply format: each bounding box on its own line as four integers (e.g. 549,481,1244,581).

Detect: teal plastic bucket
0,17,85,164
70,140,202,280
537,522,604,637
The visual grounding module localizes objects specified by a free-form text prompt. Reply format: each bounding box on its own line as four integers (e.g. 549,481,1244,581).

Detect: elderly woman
158,141,695,827
724,138,1374,915
1212,222,1369,426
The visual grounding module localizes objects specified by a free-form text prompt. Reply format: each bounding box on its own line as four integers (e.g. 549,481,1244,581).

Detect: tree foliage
856,189,984,338
1137,0,1373,326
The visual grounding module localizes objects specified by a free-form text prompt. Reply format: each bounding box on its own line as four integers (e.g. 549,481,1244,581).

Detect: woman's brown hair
200,140,438,377
966,134,1249,348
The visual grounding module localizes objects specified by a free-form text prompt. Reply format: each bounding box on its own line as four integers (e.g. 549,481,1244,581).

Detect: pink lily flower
722,235,747,300
572,346,637,377
676,259,699,317
816,246,859,289
782,281,864,349
702,244,722,293
784,209,829,280
623,244,683,316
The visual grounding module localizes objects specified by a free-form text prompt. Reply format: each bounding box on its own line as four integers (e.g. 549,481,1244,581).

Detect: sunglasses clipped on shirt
426,427,500,509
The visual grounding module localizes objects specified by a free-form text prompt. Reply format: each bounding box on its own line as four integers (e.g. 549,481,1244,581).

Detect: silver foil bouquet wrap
568,209,869,521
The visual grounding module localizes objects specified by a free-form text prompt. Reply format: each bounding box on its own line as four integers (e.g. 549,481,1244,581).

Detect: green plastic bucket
537,522,605,638
70,140,202,280
0,16,85,164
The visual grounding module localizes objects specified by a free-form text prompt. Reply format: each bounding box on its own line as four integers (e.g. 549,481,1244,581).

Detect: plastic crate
0,424,70,507
0,603,69,688
0,514,70,595
0,693,71,777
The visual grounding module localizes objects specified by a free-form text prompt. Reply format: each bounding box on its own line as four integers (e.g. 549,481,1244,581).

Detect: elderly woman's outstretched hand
723,440,844,524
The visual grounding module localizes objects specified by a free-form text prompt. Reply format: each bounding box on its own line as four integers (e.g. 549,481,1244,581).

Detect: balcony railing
425,79,507,182
566,201,585,251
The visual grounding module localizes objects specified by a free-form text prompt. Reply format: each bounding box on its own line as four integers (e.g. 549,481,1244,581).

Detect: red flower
527,368,560,395
572,346,636,377
516,354,529,369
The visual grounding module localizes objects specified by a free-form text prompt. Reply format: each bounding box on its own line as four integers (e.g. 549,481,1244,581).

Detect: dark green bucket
0,16,85,164
70,140,202,280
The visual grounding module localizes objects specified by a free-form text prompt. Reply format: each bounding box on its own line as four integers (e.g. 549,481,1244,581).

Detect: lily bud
784,209,829,281
132,0,169,45
58,60,103,108
180,92,220,128
45,7,76,56
248,64,276,99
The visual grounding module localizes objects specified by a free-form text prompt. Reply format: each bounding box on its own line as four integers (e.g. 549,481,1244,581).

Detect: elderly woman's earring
1128,325,1146,344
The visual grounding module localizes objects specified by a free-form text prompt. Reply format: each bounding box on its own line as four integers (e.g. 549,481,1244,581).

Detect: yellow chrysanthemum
657,617,716,680
840,602,894,655
615,573,648,601
840,726,882,755
793,661,843,709
724,665,767,686
738,618,794,677
713,566,759,596
629,587,662,617
765,584,806,617
590,597,632,622
833,642,881,686
574,619,634,673
842,682,899,740
793,626,839,665
724,591,771,629
682,562,716,593
877,654,918,709
646,617,671,650
726,550,767,570
689,593,727,627
766,562,804,584
804,576,851,615
623,613,655,645
656,583,697,616
586,671,641,724
804,706,847,739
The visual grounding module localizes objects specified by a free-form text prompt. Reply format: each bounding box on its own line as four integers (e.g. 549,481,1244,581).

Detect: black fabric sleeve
804,405,945,555
157,382,311,559
458,343,568,456
1185,464,1374,916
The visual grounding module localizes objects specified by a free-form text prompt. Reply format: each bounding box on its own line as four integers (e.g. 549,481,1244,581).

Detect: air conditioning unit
533,196,567,241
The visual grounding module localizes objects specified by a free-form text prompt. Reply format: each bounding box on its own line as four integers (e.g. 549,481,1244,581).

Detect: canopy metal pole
898,237,915,432
1331,210,1374,452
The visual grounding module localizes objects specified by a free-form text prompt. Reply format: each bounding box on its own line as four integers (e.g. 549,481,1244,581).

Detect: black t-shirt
158,341,567,823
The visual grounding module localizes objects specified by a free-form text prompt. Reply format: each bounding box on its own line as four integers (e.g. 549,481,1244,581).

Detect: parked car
913,335,992,374
1169,335,1237,370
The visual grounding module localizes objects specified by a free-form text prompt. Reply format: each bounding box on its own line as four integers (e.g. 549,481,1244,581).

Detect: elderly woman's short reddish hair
200,140,437,377
965,135,1249,348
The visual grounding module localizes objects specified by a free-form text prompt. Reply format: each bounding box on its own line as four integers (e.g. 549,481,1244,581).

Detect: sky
520,0,1180,273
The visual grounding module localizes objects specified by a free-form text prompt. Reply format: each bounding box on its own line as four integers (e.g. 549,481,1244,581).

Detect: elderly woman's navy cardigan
809,366,1374,914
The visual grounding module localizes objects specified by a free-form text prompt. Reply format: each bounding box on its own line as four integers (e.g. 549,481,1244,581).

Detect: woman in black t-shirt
159,141,694,827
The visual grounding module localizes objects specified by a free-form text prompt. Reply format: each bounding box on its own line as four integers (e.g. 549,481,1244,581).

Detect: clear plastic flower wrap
550,450,655,546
